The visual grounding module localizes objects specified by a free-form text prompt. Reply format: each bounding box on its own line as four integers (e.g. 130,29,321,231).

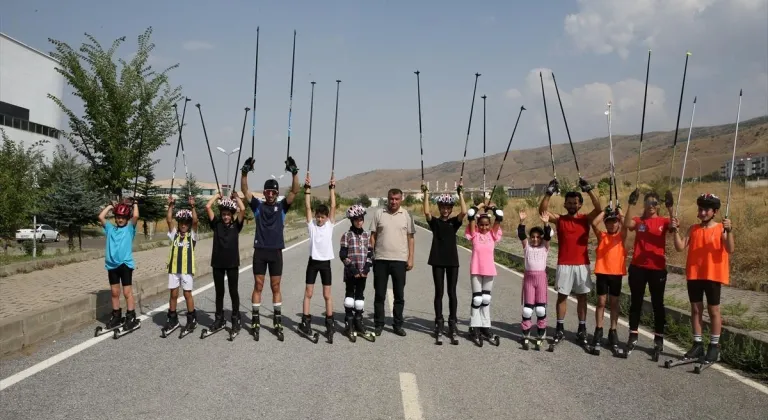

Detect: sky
3,0,767,188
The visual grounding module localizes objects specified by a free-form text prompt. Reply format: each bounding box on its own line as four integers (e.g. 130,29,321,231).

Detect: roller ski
113,311,141,339
434,318,444,346
576,323,589,349
200,313,226,339
480,327,500,346
354,312,376,342
693,343,719,374
467,327,484,347
178,311,198,339
250,311,260,341
547,327,565,352
272,311,285,342
94,309,124,337
650,335,664,362
607,329,624,357
228,313,242,341
325,316,335,344
664,341,705,369
587,327,603,355
297,314,320,344
343,314,357,343
445,320,459,345
160,311,181,338
621,333,639,359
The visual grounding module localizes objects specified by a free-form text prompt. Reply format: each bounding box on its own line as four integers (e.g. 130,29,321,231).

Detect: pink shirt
465,227,503,276
523,243,549,272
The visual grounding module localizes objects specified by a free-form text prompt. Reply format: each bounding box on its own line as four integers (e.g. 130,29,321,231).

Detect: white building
0,33,65,160
720,154,768,178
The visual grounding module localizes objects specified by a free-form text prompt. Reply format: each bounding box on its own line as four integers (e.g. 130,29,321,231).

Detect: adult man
241,156,300,338
369,188,415,336
538,178,601,345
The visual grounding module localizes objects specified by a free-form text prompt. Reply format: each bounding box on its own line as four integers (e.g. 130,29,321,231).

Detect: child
97,199,140,331
300,174,337,339
339,204,374,338
517,209,552,342
590,206,628,352
164,195,199,335
206,191,246,333
672,193,734,365
422,183,467,340
465,203,503,343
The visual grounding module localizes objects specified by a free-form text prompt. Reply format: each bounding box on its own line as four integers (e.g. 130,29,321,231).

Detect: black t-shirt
210,216,245,268
428,216,462,267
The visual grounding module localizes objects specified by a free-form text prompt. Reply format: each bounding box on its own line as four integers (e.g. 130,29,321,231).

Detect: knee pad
522,305,534,320
472,293,483,308
344,297,354,309
354,299,365,311
481,291,491,306
535,304,547,318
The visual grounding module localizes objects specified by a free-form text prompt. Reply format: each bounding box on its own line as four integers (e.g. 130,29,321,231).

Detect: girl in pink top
465,203,503,343
517,210,552,343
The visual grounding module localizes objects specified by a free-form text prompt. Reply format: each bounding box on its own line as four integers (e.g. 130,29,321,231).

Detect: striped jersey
167,229,198,275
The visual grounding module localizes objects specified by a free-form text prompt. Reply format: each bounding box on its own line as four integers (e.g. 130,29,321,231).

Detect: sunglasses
645,201,659,206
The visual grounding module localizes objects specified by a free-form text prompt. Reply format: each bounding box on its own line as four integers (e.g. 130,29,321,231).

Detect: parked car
15,224,60,243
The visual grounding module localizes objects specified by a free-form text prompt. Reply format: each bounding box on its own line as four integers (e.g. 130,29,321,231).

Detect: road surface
1,220,766,420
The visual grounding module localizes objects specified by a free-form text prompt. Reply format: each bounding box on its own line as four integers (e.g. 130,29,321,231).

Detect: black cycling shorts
252,248,283,276
687,280,722,306
305,258,332,286
595,274,622,297
108,264,133,286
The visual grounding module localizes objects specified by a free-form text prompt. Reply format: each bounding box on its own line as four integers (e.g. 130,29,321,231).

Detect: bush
358,194,372,207
21,240,46,256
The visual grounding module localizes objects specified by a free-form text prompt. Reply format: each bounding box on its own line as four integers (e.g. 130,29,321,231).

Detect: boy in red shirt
539,178,602,346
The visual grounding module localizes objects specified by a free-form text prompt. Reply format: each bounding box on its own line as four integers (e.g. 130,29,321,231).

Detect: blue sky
4,0,767,187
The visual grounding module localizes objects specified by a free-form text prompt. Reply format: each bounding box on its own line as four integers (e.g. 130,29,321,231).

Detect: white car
15,224,60,243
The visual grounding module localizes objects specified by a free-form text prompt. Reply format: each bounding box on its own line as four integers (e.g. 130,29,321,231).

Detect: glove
517,224,527,241
329,182,335,190
467,206,478,221
578,177,593,193
457,185,464,194
493,208,504,222
344,263,358,279
362,248,373,275
664,190,674,208
284,156,299,175
546,179,560,196
241,157,255,175
304,182,311,190
628,188,640,206
543,225,552,241
421,184,428,193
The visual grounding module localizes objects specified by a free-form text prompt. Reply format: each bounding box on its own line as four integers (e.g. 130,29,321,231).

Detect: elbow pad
543,225,552,241
517,224,527,241
339,246,349,262
467,206,478,221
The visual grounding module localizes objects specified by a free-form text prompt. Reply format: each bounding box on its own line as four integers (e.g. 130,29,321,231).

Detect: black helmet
264,179,279,191
696,193,721,210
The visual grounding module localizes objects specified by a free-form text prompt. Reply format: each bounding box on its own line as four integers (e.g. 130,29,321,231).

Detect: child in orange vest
671,193,734,365
589,206,628,354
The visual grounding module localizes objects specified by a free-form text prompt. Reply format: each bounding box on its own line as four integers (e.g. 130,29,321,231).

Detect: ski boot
608,329,622,357
694,343,719,374
521,328,532,350
468,327,483,347
480,327,500,346
446,319,459,345
251,310,260,341
344,312,357,343
354,311,376,342
325,315,335,344
161,311,180,338
201,312,226,339
622,332,639,359
576,323,588,347
548,326,565,352
651,335,664,362
95,309,124,337
665,341,704,369
589,327,603,355
273,310,284,341
297,314,320,343
179,310,198,338
228,312,242,341
113,309,141,339
435,317,445,345
534,327,546,350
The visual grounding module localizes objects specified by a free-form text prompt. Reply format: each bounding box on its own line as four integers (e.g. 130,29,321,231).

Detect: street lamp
216,147,240,196
690,157,702,183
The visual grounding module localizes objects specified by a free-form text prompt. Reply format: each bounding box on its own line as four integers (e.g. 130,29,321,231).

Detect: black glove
546,179,560,196
628,188,640,206
284,156,299,175
517,224,527,241
421,184,428,193
457,185,464,194
362,248,373,275
578,177,593,193
543,225,552,241
329,183,335,190
241,157,255,175
304,182,311,190
664,190,674,208
493,208,504,222
467,206,478,221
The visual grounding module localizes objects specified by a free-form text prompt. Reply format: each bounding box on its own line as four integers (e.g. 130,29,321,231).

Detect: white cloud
505,88,522,99
182,41,214,51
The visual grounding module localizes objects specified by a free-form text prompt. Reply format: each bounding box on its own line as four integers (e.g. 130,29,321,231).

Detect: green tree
47,27,182,199
358,193,372,207
136,168,166,239
0,129,47,247
489,187,508,210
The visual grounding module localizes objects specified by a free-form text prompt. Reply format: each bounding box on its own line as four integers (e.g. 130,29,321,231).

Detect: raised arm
539,179,561,223
457,183,467,221
98,203,113,227
580,177,602,221
618,208,629,240
130,199,139,225
329,176,336,221
166,195,175,231
422,186,431,221
205,192,220,222
624,189,639,231
189,196,199,231
671,219,689,252
723,218,735,254
541,212,552,250
590,208,605,237
285,171,300,206
517,209,528,247
240,157,255,202
234,191,245,223
304,173,313,223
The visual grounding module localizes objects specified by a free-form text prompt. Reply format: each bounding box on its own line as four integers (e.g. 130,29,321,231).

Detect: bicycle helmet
435,194,456,206
175,209,193,221
696,193,721,210
346,204,367,219
264,179,279,191
217,198,237,212
114,203,132,218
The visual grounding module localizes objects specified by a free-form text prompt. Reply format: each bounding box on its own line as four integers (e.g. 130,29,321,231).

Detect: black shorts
305,258,332,286
108,264,133,286
595,274,622,297
687,280,722,306
252,248,283,276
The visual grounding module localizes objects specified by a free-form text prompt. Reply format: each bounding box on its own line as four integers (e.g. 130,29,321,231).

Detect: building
0,33,65,160
507,183,548,198
152,178,264,201
720,154,768,178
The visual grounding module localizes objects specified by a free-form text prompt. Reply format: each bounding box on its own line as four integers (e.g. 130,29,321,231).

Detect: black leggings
432,266,459,322
213,267,240,315
628,265,666,334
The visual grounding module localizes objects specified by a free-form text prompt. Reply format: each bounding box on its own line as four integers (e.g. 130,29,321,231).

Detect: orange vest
595,231,628,275
686,223,729,284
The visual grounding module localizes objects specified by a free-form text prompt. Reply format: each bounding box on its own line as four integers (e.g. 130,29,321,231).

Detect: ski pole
196,103,221,194
458,73,481,184
725,89,743,218
487,105,526,206
675,96,697,218
133,127,144,199
668,51,692,190
605,102,614,208
540,72,557,181
251,26,260,160
552,72,580,177
170,98,190,195
232,107,251,194
306,81,316,178
635,49,651,189
331,80,341,178
482,94,487,198
285,30,297,163
415,70,425,185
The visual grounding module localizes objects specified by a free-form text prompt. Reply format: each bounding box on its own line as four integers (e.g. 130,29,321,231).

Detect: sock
556,319,564,330
274,302,282,315
252,303,260,314
693,334,703,343
579,320,586,326
710,335,719,345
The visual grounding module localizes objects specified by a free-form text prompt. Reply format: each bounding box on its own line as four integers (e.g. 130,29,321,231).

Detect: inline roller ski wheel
161,323,180,338
651,347,661,362
94,318,124,337
274,325,285,342
200,323,226,339
547,330,565,352
482,330,500,347
347,330,358,343
113,320,142,339
251,323,260,341
434,319,444,346
693,361,715,374
179,324,196,339
521,336,531,351
534,336,544,351
610,345,624,358
664,357,699,369
589,343,601,356
297,327,320,344
357,331,376,342
467,327,483,348
447,322,459,346
325,317,335,344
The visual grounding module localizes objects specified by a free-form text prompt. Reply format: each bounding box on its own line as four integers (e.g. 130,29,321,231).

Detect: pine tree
178,175,208,232
137,168,166,239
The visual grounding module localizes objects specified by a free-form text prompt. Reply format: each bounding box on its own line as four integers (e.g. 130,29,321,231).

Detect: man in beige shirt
369,188,415,336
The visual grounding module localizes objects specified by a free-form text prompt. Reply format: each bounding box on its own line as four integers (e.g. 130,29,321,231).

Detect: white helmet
174,209,193,221
346,204,367,219
435,194,455,206
217,198,237,212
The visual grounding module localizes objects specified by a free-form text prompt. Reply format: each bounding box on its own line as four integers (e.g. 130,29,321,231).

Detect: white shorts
168,273,194,291
555,265,592,295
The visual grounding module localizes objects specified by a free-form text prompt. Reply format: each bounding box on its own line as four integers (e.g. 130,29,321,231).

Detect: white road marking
0,237,313,391
387,288,394,314
416,224,768,396
399,372,425,420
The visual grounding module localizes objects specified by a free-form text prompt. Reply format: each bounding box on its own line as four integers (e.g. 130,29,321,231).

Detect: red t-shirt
556,214,590,265
630,216,669,271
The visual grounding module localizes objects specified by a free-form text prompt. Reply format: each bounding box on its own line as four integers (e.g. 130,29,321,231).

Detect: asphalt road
1,220,766,420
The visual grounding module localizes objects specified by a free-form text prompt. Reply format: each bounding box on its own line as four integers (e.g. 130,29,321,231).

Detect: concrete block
0,319,24,340
23,321,63,346
22,308,62,333
0,335,24,355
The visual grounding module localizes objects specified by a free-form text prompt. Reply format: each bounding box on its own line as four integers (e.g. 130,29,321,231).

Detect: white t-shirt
308,220,335,261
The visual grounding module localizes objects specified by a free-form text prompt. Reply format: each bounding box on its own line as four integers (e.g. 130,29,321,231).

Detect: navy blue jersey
249,197,290,249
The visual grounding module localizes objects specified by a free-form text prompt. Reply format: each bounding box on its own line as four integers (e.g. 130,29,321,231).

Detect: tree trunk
68,225,75,252
78,226,83,251
143,220,148,240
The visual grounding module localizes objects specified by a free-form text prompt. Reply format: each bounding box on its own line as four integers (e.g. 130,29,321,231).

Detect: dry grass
414,182,768,291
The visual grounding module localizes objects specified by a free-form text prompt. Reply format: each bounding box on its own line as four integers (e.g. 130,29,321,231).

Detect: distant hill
317,116,768,197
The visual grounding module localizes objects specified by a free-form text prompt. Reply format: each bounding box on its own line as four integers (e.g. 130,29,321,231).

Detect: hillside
318,116,768,197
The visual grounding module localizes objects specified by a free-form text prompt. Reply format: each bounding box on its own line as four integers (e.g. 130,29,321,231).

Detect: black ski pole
306,81,316,182
331,80,341,178
251,26,260,160
415,70,425,185
232,107,251,194
635,49,651,189
285,30,297,162
668,51,692,190
540,72,557,181
133,127,144,199
552,72,580,177
482,94,487,198
459,73,481,184
196,103,221,194
487,105,526,206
